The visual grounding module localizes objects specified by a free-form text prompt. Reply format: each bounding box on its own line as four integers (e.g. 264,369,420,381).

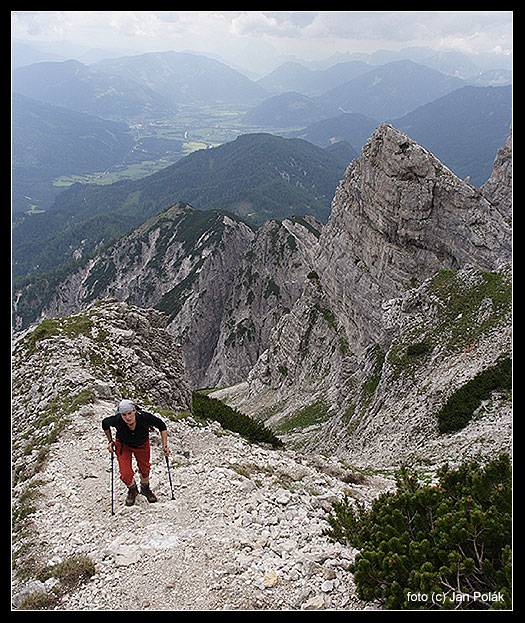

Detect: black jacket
102,409,167,448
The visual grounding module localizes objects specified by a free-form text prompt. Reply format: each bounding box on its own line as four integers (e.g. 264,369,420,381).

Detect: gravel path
13,400,392,611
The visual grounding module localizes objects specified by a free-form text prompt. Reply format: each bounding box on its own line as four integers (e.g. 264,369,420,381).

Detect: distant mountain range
12,84,512,279
304,46,512,84
12,50,512,127
93,51,267,106
243,91,337,128
12,59,177,121
12,51,268,122
317,59,466,120
12,51,512,201
245,59,471,133
293,85,512,187
256,60,372,96
11,49,512,282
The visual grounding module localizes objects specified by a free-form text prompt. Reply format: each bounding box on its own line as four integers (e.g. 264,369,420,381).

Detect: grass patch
18,555,96,610
277,399,331,433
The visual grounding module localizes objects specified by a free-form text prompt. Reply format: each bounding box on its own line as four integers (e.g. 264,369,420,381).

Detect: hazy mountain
390,85,512,186
323,140,359,163
315,45,512,74
417,50,512,86
12,59,176,121
257,60,371,95
293,112,379,151
12,133,348,278
12,94,135,214
295,84,511,187
243,92,336,128
93,51,268,105
11,40,64,69
317,59,466,120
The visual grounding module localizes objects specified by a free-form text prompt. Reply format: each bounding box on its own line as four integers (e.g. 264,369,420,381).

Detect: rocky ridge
219,125,512,469
14,205,322,390
12,300,392,611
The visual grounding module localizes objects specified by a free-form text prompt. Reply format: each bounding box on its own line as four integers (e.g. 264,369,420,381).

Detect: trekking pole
110,450,115,516
165,455,175,500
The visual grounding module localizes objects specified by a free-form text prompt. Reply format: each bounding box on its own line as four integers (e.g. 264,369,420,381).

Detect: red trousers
115,439,151,487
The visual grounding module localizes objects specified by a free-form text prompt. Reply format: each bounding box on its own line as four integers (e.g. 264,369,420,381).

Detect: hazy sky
12,11,513,75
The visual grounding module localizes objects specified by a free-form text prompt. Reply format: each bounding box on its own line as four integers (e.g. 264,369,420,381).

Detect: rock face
313,124,510,350
205,216,321,387
482,129,512,223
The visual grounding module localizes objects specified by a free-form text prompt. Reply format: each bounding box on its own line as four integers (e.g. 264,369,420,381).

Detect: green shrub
192,391,283,448
324,454,512,610
438,356,511,433
19,591,59,610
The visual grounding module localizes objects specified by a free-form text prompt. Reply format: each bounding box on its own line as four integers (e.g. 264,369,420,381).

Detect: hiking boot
140,483,158,503
125,484,138,506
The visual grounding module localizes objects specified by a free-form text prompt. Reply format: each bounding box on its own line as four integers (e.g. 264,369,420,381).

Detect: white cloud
231,11,301,38
11,10,512,70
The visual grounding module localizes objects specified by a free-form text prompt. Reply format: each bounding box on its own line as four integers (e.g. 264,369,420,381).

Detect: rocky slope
14,206,322,390
12,301,392,611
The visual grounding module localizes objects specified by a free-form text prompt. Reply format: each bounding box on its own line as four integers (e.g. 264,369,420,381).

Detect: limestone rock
242,125,512,468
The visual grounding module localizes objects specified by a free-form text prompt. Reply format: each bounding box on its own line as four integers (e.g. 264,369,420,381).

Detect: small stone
321,580,334,592
263,571,278,588
303,594,325,610
114,545,141,567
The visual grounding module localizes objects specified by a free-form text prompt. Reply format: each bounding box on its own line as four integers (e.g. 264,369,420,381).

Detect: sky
11,11,513,76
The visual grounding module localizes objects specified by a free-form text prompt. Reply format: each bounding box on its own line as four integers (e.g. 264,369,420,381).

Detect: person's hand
108,441,116,453
163,445,170,457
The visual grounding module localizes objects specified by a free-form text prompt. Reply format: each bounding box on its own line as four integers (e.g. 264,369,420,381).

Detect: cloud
231,11,303,38
11,10,512,65
107,11,164,39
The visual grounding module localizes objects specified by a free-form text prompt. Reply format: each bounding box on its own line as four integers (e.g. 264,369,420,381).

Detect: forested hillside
12,134,348,278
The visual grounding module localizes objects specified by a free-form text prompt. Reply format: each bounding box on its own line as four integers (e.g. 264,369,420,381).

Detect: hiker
102,399,170,506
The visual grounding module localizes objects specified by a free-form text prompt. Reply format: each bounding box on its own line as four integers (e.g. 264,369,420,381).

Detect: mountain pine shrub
324,454,512,610
437,356,511,434
192,391,283,448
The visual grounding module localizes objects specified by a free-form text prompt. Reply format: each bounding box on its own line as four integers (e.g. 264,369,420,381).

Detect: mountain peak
241,125,512,466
